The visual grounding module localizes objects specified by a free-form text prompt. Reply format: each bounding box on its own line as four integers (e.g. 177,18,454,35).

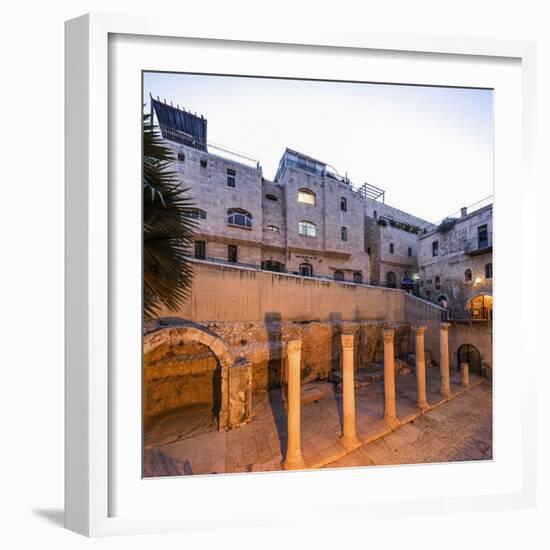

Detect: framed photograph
65,13,536,536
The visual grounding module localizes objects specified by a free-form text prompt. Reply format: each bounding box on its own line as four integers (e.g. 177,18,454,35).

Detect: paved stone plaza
324,382,492,469
143,365,491,477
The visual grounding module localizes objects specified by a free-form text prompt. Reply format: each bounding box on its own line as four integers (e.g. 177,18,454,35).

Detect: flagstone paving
143,367,491,477
323,381,492,469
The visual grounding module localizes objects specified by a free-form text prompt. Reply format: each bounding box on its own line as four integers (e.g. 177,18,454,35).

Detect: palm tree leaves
143,112,197,321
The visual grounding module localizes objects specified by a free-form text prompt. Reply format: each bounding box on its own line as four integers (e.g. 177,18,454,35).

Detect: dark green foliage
143,113,197,321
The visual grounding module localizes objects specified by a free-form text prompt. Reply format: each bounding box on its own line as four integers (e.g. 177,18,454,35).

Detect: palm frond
143,111,197,321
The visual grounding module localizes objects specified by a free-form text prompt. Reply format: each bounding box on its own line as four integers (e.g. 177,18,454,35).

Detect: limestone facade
417,204,493,313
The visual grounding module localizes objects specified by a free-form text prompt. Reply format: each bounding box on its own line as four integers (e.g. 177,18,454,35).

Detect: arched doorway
299,262,313,277
386,271,396,288
466,293,493,320
333,270,344,281
353,272,363,283
143,322,251,447
457,344,482,376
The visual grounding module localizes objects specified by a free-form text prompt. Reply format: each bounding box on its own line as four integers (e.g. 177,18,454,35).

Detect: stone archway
144,321,251,431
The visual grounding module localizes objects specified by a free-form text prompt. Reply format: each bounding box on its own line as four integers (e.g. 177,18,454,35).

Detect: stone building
151,98,432,285
417,200,493,318
145,98,494,456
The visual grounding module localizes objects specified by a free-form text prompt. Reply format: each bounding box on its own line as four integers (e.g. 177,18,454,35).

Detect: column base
283,452,306,471
383,415,400,429
340,434,361,451
417,400,430,411
440,389,451,398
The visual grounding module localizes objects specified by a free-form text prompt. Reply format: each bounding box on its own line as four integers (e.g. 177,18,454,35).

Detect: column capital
287,339,302,354
383,328,395,344
440,322,451,331
341,334,354,349
414,325,427,335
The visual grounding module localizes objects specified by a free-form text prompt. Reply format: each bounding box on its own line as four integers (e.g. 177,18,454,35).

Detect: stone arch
144,320,247,431
465,291,493,320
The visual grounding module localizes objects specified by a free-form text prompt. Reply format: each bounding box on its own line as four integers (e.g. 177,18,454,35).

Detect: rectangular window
341,227,348,241
389,243,394,254
367,247,371,255
228,245,238,263
408,247,412,257
432,240,439,257
477,224,488,248
194,240,206,259
227,168,236,187
340,197,347,211
200,159,207,168
177,152,185,162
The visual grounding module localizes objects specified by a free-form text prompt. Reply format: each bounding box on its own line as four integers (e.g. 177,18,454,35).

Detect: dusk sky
144,72,493,223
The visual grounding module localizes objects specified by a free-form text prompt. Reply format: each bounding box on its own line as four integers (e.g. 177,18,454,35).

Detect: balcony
464,233,492,256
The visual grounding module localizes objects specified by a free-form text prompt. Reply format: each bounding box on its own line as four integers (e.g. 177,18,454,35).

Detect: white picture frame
65,13,537,537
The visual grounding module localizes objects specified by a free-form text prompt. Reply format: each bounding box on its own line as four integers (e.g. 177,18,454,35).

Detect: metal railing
463,232,493,254
189,256,391,288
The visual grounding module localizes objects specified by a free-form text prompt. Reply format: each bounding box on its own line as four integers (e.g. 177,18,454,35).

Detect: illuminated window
298,188,316,205
298,220,317,237
227,208,252,228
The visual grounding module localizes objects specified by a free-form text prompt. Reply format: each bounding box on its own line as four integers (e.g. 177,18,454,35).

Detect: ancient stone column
341,334,360,450
460,362,470,387
283,340,306,470
414,325,429,410
383,329,399,427
439,323,451,398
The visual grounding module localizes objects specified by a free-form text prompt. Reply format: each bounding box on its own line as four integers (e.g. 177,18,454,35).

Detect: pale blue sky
144,72,493,223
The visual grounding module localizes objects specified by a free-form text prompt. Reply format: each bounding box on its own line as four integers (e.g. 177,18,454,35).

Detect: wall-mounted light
475,277,481,284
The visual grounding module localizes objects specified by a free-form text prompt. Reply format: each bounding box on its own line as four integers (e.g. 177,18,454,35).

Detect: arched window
299,263,313,277
265,194,278,201
298,188,316,205
467,294,493,320
266,225,279,233
298,220,317,237
485,263,493,279
333,271,344,281
353,272,363,283
464,269,472,282
227,208,252,228
187,208,207,220
386,271,396,288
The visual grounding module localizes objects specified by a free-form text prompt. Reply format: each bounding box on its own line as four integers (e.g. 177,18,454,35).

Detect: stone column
283,340,306,470
383,329,399,427
439,323,451,398
341,334,360,450
414,325,429,410
460,362,470,387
